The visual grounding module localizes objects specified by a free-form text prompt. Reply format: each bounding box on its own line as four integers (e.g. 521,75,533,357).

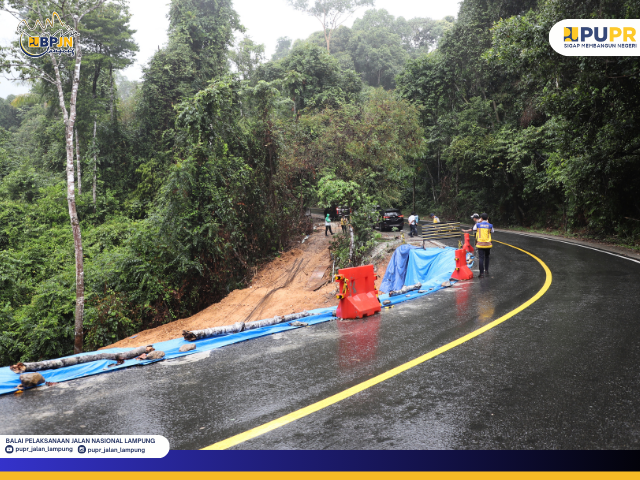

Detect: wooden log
183,322,245,341
389,283,422,297
244,311,312,331
183,311,314,341
10,346,154,373
243,316,283,331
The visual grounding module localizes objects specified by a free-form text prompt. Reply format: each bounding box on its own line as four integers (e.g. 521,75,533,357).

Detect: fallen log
389,283,422,297
243,316,282,331
10,345,154,374
183,311,314,341
183,322,246,341
244,311,312,331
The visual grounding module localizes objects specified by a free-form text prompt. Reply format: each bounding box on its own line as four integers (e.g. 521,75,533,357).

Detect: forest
0,0,639,364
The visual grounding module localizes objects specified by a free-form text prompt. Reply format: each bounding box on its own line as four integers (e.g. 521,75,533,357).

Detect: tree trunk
49,17,86,355
92,120,97,212
492,99,501,124
109,63,115,122
349,225,355,265
10,345,155,373
413,158,416,213
92,61,101,98
75,128,81,196
325,28,331,53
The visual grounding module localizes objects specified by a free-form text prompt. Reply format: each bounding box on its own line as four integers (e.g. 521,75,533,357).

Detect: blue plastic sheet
404,247,456,289
0,307,336,396
379,244,419,292
377,246,456,308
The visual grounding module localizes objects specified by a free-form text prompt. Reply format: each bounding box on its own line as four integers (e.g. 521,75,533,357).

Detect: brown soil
104,222,397,349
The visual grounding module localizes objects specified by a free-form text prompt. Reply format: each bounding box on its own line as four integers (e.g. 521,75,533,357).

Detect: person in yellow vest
340,215,348,234
429,213,440,223
473,213,494,278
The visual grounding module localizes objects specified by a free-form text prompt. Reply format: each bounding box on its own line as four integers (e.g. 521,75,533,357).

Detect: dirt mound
104,224,397,349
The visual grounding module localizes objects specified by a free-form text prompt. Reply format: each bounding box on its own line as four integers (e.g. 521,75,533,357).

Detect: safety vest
475,221,493,248
433,216,440,223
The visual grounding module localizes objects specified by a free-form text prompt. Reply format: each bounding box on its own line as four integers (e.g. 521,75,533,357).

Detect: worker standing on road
462,213,480,233
325,213,334,236
474,213,494,278
462,213,481,245
408,212,418,237
429,213,440,223
340,215,348,234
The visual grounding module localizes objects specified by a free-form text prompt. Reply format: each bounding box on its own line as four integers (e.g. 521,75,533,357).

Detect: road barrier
421,221,462,247
451,248,474,281
462,232,474,254
334,264,381,319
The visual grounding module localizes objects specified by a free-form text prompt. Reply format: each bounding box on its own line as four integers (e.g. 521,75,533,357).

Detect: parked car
337,205,352,217
324,205,352,221
373,207,404,231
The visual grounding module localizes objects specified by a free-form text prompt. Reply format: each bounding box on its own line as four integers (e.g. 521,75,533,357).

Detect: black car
373,207,405,231
324,205,352,221
337,205,352,217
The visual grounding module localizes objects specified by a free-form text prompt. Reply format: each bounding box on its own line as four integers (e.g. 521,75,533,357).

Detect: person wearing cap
429,213,440,223
325,213,334,236
473,213,494,277
462,213,480,233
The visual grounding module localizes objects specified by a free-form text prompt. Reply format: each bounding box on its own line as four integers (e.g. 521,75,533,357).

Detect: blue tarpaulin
0,307,336,396
0,246,457,396
379,244,419,292
380,246,455,293
404,247,456,289
376,246,457,310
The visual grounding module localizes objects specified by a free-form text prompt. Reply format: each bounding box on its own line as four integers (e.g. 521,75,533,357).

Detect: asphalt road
1,231,639,450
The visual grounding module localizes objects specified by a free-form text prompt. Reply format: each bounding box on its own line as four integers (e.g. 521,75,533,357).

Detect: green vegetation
0,0,638,363
396,0,640,242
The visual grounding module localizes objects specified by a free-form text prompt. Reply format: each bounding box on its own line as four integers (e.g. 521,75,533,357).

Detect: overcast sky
0,0,461,98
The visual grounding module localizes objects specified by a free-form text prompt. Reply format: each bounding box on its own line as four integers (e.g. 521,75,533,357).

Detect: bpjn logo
17,12,78,58
564,27,578,42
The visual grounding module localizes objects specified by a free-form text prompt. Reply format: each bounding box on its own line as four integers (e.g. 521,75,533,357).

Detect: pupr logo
564,27,578,42
564,26,636,43
550,20,640,56
17,12,78,58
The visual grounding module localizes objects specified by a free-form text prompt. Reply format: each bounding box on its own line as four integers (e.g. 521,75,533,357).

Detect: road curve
0,231,639,450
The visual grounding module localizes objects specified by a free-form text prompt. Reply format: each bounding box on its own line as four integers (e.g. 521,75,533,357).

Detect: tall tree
271,36,292,61
229,37,265,81
137,0,242,143
0,0,109,353
287,0,375,53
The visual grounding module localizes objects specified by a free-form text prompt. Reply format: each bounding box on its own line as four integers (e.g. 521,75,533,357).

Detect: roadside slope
104,223,400,349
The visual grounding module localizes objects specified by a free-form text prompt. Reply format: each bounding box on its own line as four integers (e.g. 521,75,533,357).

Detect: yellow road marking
203,240,552,450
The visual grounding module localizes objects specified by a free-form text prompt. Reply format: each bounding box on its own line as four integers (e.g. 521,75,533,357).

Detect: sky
0,0,461,98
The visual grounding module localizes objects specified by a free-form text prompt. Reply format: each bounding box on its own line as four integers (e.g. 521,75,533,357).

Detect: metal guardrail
421,222,462,246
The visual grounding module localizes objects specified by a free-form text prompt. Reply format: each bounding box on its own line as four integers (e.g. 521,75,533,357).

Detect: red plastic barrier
450,248,473,281
462,233,474,254
334,264,381,319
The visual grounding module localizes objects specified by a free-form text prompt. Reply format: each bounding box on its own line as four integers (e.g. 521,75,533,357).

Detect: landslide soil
104,222,397,349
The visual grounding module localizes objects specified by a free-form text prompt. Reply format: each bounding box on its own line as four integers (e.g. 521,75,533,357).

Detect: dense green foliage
396,0,640,241
1,0,638,364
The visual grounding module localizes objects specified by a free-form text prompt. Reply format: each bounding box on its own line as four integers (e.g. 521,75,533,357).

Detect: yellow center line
203,240,552,450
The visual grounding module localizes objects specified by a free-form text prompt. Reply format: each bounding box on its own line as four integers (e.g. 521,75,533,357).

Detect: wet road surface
1,231,639,449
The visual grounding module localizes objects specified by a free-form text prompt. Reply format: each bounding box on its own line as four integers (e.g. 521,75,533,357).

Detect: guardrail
421,222,462,247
